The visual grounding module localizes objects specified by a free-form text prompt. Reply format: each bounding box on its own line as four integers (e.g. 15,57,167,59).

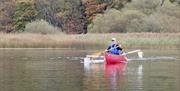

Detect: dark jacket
107,44,122,55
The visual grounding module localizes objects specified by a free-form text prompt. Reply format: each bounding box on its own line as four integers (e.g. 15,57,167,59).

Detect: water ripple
128,56,177,61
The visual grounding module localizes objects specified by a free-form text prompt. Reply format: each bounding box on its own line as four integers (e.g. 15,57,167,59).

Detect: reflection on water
0,49,85,91
126,60,180,91
105,63,127,91
83,63,127,91
83,64,105,91
0,49,179,91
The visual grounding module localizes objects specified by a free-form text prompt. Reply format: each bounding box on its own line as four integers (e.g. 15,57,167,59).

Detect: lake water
0,49,179,91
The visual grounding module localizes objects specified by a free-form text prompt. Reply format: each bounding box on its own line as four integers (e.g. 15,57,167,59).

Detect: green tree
12,1,38,32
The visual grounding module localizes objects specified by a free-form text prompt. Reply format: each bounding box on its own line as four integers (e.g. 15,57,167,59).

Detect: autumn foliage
0,0,179,34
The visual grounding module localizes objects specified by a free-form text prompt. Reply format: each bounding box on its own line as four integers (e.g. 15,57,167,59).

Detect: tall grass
0,33,179,49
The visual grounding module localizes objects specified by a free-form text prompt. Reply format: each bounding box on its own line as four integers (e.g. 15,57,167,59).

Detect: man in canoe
105,38,123,55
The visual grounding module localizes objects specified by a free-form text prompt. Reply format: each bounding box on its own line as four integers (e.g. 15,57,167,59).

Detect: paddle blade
138,51,143,58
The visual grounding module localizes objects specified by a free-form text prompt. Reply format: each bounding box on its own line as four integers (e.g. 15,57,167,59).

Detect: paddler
105,38,123,55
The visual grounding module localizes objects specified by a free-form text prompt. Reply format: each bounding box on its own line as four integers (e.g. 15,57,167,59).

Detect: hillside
0,0,179,34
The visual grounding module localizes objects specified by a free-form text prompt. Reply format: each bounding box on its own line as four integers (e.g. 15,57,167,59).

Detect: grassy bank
0,33,179,49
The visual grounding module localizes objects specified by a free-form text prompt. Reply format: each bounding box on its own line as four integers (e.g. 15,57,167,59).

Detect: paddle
92,51,104,56
122,49,143,58
92,45,120,56
89,49,143,58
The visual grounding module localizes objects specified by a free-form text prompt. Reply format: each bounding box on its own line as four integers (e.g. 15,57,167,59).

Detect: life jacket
109,44,121,55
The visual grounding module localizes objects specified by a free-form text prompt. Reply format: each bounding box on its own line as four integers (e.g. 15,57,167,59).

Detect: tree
0,0,15,32
12,0,38,32
82,0,131,24
61,0,87,34
160,0,178,6
35,0,63,30
82,0,108,24
35,0,87,34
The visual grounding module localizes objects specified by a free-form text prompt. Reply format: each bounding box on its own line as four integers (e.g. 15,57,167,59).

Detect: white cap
111,38,116,41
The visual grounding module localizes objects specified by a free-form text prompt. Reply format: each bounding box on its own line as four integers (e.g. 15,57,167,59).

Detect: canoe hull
105,52,127,64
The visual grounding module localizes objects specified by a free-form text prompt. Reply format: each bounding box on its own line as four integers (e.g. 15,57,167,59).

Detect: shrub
123,14,162,33
124,0,160,15
125,19,144,32
152,13,180,33
158,3,180,18
88,9,122,33
142,16,162,32
126,12,180,33
24,19,63,34
89,0,180,33
152,3,180,32
89,9,145,33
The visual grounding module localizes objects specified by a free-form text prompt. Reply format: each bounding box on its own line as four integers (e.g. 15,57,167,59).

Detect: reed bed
0,33,179,49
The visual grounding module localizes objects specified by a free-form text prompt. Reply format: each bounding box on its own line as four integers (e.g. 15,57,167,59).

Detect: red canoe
105,52,128,64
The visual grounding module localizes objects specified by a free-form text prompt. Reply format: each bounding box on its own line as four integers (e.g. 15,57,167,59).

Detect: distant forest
0,0,179,34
